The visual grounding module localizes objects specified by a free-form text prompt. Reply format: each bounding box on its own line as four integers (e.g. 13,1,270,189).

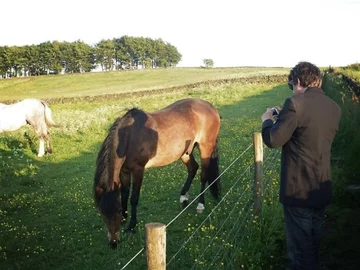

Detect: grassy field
1,68,359,269
0,68,292,269
0,67,289,101
5,67,359,270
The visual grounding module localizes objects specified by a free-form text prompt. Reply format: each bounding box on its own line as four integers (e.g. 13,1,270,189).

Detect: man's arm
262,98,298,148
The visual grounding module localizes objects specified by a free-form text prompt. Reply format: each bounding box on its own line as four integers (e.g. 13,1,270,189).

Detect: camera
271,108,279,116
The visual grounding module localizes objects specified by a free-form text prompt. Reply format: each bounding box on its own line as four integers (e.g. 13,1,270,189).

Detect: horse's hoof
180,193,189,203
109,240,118,249
120,217,127,225
196,203,205,213
124,229,136,237
124,223,137,235
182,200,189,209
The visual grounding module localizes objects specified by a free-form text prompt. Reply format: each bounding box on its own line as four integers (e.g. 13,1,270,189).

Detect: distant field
0,67,289,101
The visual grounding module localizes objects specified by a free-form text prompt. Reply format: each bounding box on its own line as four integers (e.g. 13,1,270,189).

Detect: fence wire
117,144,282,269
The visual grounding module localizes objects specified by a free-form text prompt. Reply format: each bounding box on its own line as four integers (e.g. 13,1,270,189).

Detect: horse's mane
93,108,145,206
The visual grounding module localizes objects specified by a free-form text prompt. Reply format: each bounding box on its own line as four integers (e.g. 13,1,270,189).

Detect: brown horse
93,98,221,248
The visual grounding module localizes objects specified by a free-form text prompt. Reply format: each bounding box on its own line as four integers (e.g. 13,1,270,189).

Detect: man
261,61,341,269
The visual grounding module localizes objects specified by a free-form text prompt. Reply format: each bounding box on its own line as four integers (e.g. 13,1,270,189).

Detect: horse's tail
207,138,221,199
41,101,60,127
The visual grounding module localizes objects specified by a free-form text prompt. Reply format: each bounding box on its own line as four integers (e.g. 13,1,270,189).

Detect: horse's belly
144,137,195,168
145,154,179,168
145,146,185,168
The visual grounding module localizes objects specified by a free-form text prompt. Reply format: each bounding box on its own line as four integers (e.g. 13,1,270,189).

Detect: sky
1,0,359,67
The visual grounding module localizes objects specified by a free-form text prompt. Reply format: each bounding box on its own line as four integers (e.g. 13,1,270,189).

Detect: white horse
0,99,58,157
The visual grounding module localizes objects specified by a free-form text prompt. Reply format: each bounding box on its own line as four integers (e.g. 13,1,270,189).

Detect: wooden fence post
253,132,264,218
146,223,166,270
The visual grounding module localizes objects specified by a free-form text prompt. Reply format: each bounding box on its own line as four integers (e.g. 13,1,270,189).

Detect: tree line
0,36,182,78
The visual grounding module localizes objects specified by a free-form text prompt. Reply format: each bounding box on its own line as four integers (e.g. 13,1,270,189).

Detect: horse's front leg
126,167,144,233
120,169,131,224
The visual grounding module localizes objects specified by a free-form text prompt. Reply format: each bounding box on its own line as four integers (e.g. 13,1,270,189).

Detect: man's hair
288,61,322,88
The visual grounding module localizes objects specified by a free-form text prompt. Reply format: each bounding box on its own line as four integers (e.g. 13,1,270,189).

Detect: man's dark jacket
262,87,341,208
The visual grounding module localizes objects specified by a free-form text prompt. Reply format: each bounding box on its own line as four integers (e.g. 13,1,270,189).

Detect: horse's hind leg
196,158,210,213
127,167,144,233
39,121,52,155
29,117,50,157
180,153,199,208
197,142,218,213
45,134,52,154
37,133,51,157
37,137,46,157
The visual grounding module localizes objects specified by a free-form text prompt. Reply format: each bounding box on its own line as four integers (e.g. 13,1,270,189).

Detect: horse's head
103,210,122,249
96,187,123,248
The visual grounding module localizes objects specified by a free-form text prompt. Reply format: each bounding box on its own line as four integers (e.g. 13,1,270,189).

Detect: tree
0,36,182,76
0,46,12,77
23,45,40,76
166,43,182,67
203,59,214,68
95,39,115,71
60,40,94,73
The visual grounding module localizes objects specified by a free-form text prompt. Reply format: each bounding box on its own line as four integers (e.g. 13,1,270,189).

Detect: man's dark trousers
283,205,325,270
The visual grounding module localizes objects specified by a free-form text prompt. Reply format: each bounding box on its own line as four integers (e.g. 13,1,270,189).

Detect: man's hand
262,108,274,122
262,106,282,122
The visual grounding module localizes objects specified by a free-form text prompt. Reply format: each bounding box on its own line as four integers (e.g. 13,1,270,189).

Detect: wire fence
117,136,281,269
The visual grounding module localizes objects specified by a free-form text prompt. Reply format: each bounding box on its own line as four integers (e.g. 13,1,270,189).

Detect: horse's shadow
0,137,41,188
0,130,41,156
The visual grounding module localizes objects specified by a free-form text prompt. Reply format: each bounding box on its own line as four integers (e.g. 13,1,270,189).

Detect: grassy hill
0,67,289,101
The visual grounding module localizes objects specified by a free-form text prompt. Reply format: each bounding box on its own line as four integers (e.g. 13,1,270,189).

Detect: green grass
2,68,358,269
0,70,292,270
0,67,289,101
316,74,360,269
323,74,360,186
3,68,359,269
339,69,360,83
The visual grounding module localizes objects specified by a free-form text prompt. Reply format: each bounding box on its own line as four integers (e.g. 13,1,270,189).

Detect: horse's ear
95,187,104,197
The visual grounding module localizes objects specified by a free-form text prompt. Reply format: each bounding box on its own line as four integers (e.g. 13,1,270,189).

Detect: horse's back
20,98,44,107
4,99,43,110
153,98,219,121
0,100,29,132
0,99,47,133
151,98,220,136
161,98,217,112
